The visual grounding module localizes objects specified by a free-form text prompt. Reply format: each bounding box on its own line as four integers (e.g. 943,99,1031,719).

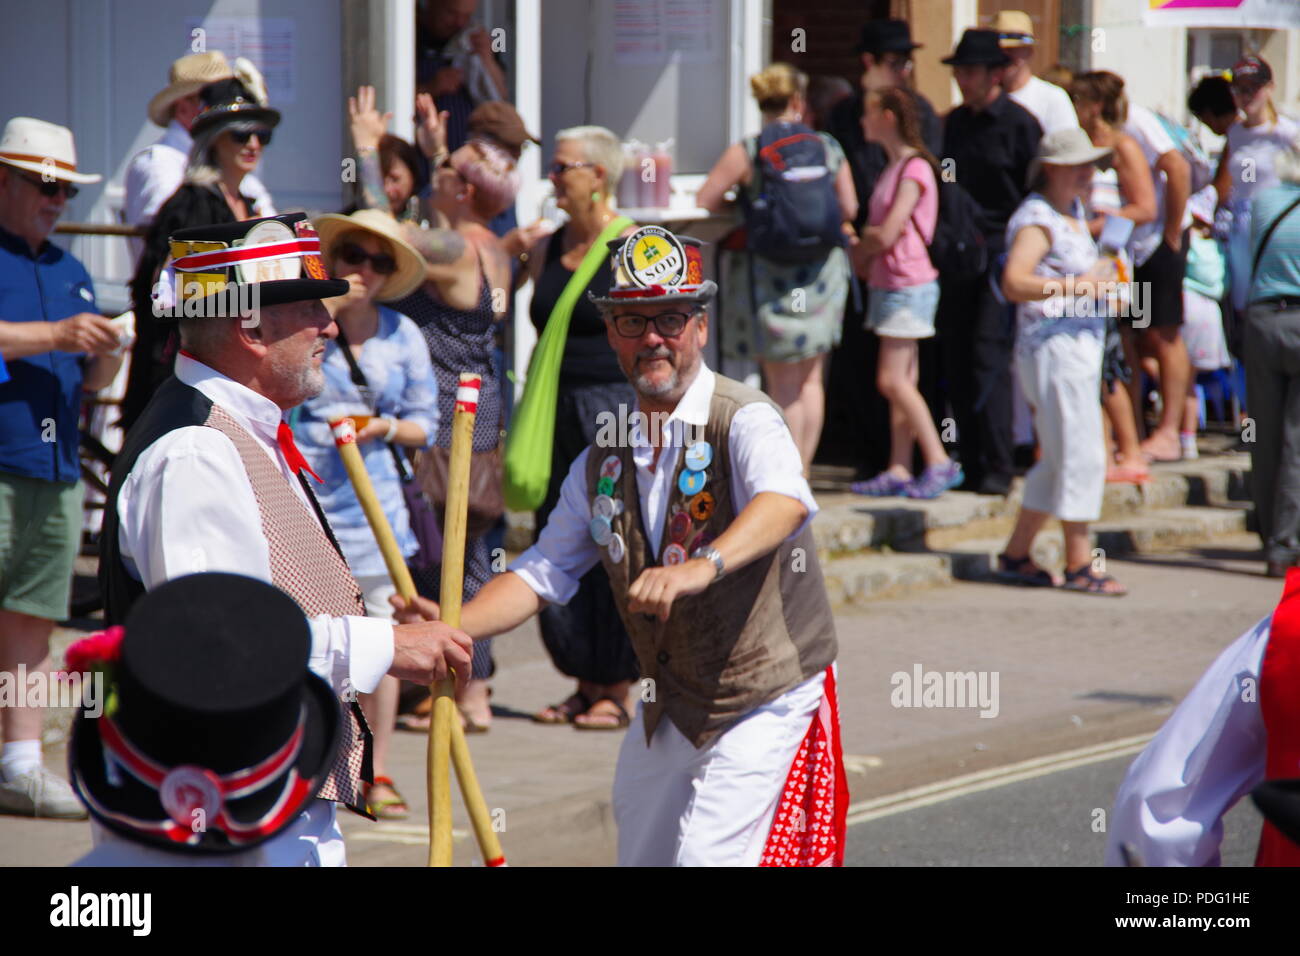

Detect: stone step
820,552,953,608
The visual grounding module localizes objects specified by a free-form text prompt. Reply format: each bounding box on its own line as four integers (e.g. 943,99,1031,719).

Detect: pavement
1,535,1281,866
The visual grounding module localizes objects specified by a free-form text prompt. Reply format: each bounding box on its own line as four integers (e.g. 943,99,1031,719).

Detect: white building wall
1089,0,1188,117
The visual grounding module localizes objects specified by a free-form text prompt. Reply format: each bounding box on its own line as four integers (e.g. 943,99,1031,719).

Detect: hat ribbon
172,237,321,273
610,283,702,298
0,151,78,172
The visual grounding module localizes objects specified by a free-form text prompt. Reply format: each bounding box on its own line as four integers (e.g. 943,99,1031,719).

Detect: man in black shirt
822,19,942,477
937,29,1042,495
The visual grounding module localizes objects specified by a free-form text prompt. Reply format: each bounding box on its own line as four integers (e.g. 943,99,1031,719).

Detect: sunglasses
16,171,78,199
337,243,397,275
229,128,274,147
611,311,696,338
548,160,596,177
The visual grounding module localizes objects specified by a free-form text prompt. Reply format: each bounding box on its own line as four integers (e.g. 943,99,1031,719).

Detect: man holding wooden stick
396,226,847,866
100,213,474,866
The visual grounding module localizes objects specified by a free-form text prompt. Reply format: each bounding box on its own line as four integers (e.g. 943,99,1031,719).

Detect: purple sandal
850,471,911,497
905,461,965,499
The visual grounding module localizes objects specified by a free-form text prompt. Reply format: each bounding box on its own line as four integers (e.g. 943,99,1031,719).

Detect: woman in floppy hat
292,210,437,818
995,127,1128,596
123,77,282,432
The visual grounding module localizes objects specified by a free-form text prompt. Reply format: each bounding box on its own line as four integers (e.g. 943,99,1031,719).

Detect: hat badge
159,765,225,829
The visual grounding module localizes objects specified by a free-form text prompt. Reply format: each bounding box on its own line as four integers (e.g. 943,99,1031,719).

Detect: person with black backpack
698,62,858,476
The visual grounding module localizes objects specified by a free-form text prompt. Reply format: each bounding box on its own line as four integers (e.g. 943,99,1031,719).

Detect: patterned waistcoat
587,374,837,749
102,376,373,818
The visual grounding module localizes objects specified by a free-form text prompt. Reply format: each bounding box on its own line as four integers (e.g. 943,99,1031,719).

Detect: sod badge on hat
588,225,717,309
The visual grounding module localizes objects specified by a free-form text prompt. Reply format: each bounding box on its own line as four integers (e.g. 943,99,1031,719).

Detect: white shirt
103,353,394,866
1104,616,1271,867
123,120,276,261
1125,104,1192,266
511,364,817,605
1225,114,1300,211
1007,75,1078,136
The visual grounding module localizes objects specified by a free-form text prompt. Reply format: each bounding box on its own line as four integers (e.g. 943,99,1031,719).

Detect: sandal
364,776,410,820
1106,465,1151,484
532,691,591,725
850,471,911,497
395,695,433,732
1062,564,1127,597
573,696,630,731
994,553,1059,587
458,705,491,734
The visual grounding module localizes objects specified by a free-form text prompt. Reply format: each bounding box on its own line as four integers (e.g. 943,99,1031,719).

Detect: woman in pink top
850,86,961,499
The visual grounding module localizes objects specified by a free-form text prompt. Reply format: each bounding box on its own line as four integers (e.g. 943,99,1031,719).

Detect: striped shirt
1250,182,1300,303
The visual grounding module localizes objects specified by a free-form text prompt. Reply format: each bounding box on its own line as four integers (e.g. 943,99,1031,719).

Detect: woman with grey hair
508,125,642,730
122,78,279,431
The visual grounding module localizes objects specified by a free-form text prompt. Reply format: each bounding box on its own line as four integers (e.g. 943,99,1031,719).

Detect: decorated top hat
163,212,348,320
587,225,717,309
855,19,922,56
941,29,1012,67
67,573,341,854
190,77,281,139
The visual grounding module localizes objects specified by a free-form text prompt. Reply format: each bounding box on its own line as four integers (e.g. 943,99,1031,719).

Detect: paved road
845,753,1262,867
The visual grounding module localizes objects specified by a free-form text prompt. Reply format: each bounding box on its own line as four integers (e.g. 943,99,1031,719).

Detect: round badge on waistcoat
589,515,613,547
596,476,616,498
592,495,617,520
159,765,225,829
678,468,706,496
688,491,715,522
599,454,623,482
668,510,691,544
684,440,713,472
608,532,626,563
662,542,688,566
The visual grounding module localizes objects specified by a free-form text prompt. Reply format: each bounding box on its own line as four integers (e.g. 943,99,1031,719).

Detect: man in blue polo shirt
0,117,122,818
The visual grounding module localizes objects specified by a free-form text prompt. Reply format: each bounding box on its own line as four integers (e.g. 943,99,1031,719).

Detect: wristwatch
692,546,725,582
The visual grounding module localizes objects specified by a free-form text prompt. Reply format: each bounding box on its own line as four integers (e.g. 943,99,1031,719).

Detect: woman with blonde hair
698,61,858,476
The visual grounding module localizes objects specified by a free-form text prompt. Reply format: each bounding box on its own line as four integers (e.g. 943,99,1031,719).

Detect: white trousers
612,670,825,866
1016,330,1106,522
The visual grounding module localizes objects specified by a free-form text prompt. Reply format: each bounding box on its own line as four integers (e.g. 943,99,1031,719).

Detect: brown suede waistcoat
587,374,837,749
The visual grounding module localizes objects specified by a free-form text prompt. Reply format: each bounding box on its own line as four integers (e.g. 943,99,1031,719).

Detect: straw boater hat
313,209,427,302
0,117,101,184
162,212,347,320
588,225,717,309
147,52,239,127
67,574,342,854
991,10,1036,48
1025,126,1113,189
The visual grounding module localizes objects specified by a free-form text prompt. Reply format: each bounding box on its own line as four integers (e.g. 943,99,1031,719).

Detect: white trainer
0,765,88,819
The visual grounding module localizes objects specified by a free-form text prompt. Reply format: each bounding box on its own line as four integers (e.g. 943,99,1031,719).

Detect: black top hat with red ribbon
67,573,341,854
587,225,717,309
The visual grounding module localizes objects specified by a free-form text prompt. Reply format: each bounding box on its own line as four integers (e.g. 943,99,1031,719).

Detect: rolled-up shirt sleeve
1104,616,1271,867
510,448,602,604
728,403,819,538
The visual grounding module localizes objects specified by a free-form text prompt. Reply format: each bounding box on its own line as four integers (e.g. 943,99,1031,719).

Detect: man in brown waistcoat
399,226,847,866
100,213,474,865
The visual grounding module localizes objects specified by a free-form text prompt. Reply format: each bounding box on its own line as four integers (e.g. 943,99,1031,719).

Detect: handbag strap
333,317,415,483
534,214,633,358
1253,192,1300,283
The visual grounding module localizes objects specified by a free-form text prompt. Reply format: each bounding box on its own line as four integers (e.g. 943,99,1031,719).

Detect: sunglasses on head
229,128,273,146
337,243,397,275
16,171,78,199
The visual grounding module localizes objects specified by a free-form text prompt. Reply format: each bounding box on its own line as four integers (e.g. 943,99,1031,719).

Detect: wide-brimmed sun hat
991,10,1036,48
1026,126,1113,188
313,209,427,302
0,117,101,184
147,51,238,127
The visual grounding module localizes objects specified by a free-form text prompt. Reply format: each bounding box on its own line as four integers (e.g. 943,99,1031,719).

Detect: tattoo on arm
357,151,387,212
405,226,467,265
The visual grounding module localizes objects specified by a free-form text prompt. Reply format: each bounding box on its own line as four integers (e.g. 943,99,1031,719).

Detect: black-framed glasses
229,128,273,146
548,160,596,177
16,171,78,199
337,243,397,275
611,311,695,338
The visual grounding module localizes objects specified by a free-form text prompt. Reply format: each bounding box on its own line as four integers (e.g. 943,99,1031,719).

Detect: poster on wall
614,0,718,66
1144,0,1300,29
184,17,297,104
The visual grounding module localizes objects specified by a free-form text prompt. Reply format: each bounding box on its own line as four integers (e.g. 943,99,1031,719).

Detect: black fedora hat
190,77,281,140
941,29,1012,67
68,573,341,854
162,212,348,321
856,19,921,55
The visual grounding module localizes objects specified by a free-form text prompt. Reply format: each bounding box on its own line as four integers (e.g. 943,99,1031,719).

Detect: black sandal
532,691,591,725
573,697,630,731
1062,564,1127,597
994,553,1058,587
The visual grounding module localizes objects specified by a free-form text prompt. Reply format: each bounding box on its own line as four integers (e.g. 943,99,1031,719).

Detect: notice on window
614,0,717,66
185,17,296,105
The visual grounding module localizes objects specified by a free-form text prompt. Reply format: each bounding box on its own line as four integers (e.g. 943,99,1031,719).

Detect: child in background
850,85,962,499
1179,189,1231,460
